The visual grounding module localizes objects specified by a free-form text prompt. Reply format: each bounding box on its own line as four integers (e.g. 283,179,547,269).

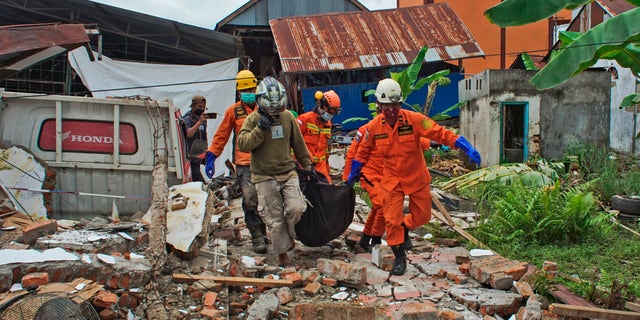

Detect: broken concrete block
245,290,279,320
164,182,211,258
276,287,293,305
316,258,367,289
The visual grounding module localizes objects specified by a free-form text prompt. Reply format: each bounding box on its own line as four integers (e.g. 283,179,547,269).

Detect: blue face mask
240,93,256,105
321,111,334,122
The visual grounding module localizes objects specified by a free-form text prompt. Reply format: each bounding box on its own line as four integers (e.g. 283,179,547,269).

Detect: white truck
0,89,192,218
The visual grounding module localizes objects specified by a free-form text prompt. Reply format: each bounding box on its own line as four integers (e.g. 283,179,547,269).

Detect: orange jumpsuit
208,101,255,164
354,109,459,246
343,123,386,237
297,111,333,182
345,123,432,239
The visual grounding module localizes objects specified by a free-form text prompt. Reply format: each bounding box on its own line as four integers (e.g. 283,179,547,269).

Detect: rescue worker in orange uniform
344,120,431,252
347,78,481,276
204,70,268,254
296,90,342,182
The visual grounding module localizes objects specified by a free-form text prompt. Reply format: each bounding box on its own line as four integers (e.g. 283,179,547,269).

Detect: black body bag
294,168,355,247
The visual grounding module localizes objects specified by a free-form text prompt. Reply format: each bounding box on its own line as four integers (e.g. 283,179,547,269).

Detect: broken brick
276,287,293,305
321,277,338,287
93,290,118,309
21,272,49,287
203,291,217,308
22,220,57,244
303,281,321,296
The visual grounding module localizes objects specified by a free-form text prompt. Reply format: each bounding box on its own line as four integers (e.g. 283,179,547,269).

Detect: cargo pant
255,174,307,255
382,184,431,246
236,165,264,230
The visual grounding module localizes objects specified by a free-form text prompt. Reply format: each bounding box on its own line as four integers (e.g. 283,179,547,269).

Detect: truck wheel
611,195,640,216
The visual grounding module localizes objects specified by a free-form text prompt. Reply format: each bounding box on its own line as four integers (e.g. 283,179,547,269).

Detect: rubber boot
370,235,382,247
358,234,372,252
403,223,412,250
249,227,267,254
390,245,407,276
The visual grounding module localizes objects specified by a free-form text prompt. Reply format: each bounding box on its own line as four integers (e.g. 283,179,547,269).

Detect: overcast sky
91,0,397,29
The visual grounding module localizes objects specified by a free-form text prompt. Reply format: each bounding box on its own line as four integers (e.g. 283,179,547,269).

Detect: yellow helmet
236,70,257,90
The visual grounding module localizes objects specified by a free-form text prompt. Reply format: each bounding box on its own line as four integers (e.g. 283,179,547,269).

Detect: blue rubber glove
454,136,481,165
441,145,450,152
347,160,364,187
205,152,216,178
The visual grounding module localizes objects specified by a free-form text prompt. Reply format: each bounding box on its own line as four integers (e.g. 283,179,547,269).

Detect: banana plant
484,0,640,108
342,45,459,125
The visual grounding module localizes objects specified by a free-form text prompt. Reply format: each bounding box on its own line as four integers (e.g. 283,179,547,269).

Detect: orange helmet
236,70,257,90
316,90,341,115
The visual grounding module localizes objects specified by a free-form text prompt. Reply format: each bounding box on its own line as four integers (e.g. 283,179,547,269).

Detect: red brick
119,274,131,289
93,290,118,309
204,291,217,308
282,272,302,287
400,301,437,318
436,269,448,278
321,277,338,287
99,308,116,320
22,220,57,244
456,255,471,264
303,281,321,297
459,263,470,275
21,272,49,287
439,309,464,320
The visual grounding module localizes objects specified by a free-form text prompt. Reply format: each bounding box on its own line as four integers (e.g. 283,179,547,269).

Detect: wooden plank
172,274,294,287
550,303,640,320
550,284,599,308
626,302,640,313
430,191,488,249
430,194,455,226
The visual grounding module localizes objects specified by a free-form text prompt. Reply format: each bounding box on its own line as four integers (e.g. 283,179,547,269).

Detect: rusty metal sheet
0,23,89,57
596,0,635,16
270,3,484,73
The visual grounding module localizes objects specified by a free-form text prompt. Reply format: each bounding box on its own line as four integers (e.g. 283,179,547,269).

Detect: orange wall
398,0,571,76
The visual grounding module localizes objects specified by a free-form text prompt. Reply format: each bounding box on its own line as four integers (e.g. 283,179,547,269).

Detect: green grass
479,221,640,303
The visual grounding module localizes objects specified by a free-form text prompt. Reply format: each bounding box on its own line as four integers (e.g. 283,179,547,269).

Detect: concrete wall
459,69,610,166
608,63,640,155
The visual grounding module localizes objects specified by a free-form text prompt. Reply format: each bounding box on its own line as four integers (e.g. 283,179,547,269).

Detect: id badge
271,125,284,139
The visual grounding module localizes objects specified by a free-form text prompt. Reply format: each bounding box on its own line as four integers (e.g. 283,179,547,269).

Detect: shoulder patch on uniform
422,118,433,130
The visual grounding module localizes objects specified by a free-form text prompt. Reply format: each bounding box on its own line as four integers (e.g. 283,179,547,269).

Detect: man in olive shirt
237,77,312,267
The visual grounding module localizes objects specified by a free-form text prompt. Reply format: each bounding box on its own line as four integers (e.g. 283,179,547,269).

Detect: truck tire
611,195,640,216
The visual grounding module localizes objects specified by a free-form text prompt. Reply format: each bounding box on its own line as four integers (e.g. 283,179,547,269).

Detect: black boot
403,224,412,250
390,245,407,276
370,235,382,247
249,227,267,254
260,223,270,244
358,234,372,252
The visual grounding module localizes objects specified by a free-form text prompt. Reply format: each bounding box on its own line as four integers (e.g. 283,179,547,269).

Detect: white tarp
68,48,238,178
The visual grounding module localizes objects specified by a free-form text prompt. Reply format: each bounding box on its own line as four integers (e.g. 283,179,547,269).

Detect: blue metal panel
300,72,464,131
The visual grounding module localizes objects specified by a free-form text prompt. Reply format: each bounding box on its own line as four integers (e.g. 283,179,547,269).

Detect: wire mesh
0,293,99,320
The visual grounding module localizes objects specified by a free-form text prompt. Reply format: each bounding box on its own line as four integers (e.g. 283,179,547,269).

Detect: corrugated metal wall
301,72,463,131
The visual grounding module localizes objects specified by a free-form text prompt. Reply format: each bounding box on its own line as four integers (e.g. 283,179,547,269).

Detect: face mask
382,107,399,125
321,111,333,122
240,92,256,105
193,109,204,116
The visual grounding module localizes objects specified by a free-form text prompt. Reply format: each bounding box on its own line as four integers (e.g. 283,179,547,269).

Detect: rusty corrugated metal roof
596,0,635,16
270,3,484,73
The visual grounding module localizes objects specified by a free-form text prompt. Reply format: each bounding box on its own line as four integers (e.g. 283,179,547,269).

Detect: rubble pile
1,153,637,319
0,183,578,320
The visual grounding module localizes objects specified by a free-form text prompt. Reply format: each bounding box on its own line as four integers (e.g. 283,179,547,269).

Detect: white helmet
375,78,403,103
256,77,287,116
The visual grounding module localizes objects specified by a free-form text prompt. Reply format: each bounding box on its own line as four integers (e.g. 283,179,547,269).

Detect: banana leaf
530,7,640,89
485,0,592,27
